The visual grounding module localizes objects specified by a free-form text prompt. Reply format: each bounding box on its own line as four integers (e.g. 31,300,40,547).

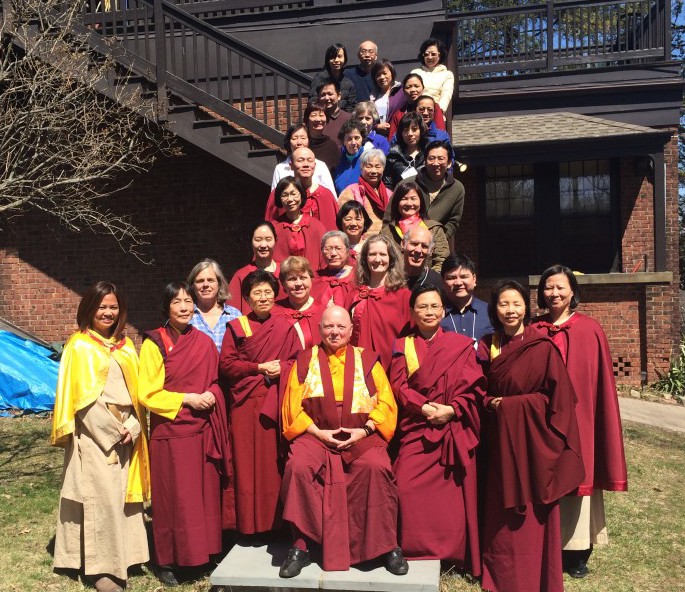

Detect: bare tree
0,0,172,259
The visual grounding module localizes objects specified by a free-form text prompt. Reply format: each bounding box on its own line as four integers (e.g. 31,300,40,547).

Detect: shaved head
320,306,353,352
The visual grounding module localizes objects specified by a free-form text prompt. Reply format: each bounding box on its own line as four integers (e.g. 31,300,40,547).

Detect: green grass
1,417,684,591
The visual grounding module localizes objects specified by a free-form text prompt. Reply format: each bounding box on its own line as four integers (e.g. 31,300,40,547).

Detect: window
485,165,535,219
560,160,610,214
478,160,619,276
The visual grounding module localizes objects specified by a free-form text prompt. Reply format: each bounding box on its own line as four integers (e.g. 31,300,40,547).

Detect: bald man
264,147,339,230
279,306,407,578
346,40,378,101
400,225,445,289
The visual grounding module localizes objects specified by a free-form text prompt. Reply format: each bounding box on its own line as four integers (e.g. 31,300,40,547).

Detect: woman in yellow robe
51,281,150,592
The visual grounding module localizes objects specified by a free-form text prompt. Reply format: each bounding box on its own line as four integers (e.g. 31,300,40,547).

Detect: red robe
227,262,281,315
389,329,484,574
265,185,339,231
476,327,585,592
219,313,300,534
281,346,399,571
144,326,229,567
272,213,326,270
311,268,356,306
272,298,326,350
532,313,627,495
345,285,411,370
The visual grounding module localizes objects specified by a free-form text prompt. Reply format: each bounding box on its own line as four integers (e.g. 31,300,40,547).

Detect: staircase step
248,148,281,157
112,75,147,86
220,133,252,143
193,119,224,130
167,103,197,114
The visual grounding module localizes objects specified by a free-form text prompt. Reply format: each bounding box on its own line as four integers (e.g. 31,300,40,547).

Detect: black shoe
157,567,179,586
567,561,589,579
384,547,409,576
279,546,312,578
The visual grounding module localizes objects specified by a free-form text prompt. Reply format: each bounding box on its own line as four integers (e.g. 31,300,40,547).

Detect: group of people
51,234,627,592
50,36,626,592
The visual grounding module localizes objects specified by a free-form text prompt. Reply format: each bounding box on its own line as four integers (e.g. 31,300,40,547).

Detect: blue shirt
189,303,242,351
440,296,493,345
345,65,375,101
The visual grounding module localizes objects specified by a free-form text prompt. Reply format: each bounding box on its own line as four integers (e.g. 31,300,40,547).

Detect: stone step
210,542,440,592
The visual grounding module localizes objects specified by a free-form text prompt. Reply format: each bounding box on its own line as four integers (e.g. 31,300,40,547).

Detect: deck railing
446,0,672,78
81,0,312,145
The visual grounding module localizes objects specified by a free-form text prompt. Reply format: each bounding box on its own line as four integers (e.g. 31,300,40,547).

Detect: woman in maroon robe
336,200,372,265
219,270,300,535
476,280,584,592
272,176,326,269
389,284,484,575
532,264,627,578
344,233,411,369
139,282,231,586
312,231,356,306
227,221,281,314
273,256,326,350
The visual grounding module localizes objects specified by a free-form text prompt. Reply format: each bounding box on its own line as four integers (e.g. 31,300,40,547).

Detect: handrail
81,0,313,145
446,0,672,79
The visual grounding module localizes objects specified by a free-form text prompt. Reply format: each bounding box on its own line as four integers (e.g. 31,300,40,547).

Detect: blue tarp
0,330,58,415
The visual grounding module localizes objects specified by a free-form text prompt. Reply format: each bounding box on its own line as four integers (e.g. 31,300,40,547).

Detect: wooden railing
446,0,672,78
81,0,312,145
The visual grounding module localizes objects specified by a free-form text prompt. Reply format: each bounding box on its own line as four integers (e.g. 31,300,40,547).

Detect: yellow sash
490,332,502,361
51,331,151,503
393,218,429,239
238,315,253,337
302,345,377,413
403,336,420,378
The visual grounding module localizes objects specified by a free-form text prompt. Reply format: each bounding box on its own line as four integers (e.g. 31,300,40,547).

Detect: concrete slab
210,542,440,592
619,397,685,433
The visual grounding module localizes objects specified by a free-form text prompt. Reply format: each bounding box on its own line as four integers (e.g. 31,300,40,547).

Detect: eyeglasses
359,49,377,55
426,156,449,164
323,246,346,254
280,190,301,198
414,304,443,312
423,51,439,57
251,290,275,299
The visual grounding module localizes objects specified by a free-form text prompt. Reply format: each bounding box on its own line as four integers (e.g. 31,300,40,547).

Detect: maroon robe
265,185,339,231
389,329,484,574
144,326,229,567
272,214,326,269
345,285,411,370
532,313,627,495
227,262,281,315
272,298,326,350
476,326,585,592
219,313,300,534
281,346,399,571
311,268,356,306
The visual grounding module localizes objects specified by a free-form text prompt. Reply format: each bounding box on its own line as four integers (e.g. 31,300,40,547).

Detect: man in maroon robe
278,306,408,578
265,147,339,230
389,325,484,574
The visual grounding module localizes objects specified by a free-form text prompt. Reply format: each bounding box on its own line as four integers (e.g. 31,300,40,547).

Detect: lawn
0,417,683,592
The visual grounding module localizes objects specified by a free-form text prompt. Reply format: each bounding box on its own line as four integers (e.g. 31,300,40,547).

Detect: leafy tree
0,0,172,259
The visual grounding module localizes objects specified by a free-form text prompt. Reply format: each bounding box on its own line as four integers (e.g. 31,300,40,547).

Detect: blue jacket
333,147,364,194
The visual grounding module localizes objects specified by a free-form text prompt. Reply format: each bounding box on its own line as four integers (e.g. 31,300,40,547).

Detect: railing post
546,0,554,71
154,0,168,121
663,0,672,61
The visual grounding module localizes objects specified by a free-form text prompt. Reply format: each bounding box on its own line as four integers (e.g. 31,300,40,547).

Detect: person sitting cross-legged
278,305,408,578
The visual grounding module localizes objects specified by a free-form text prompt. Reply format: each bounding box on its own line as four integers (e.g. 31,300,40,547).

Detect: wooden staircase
5,0,316,185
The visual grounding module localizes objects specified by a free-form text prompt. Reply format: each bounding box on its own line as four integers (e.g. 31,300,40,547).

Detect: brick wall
0,142,269,346
0,131,680,388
